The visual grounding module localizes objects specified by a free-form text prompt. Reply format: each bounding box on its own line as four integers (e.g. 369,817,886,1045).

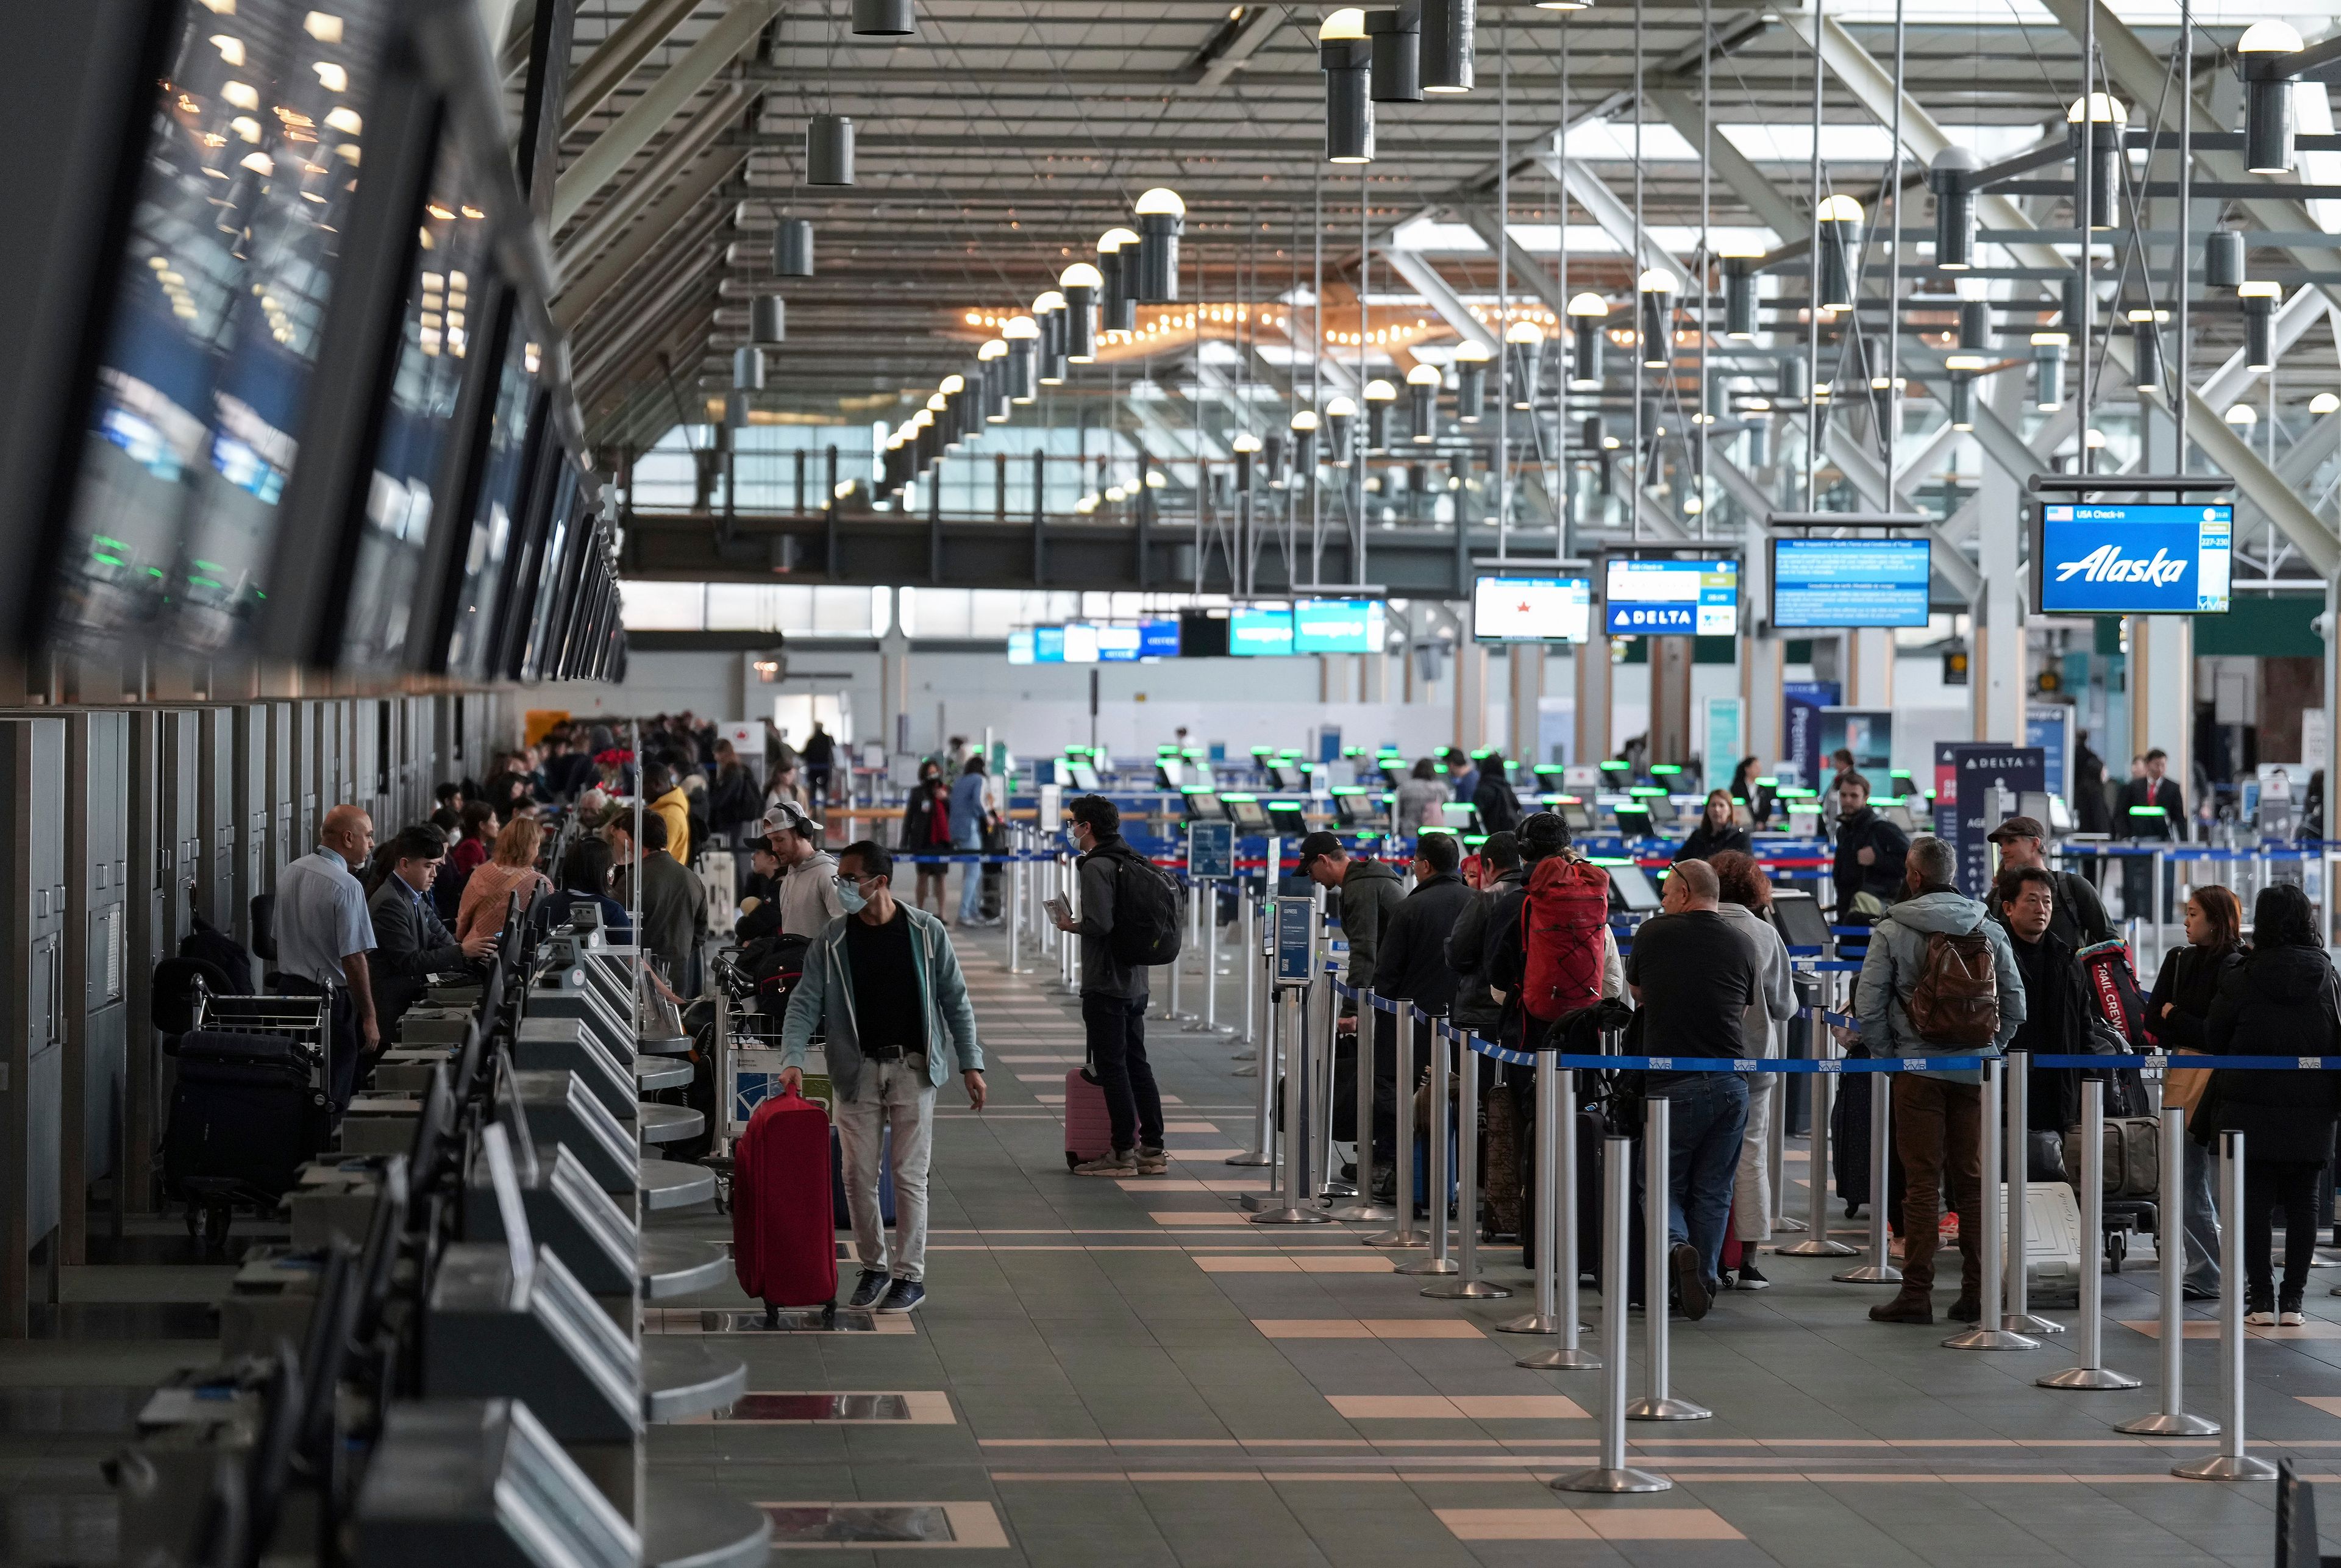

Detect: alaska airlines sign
2034,504,2231,615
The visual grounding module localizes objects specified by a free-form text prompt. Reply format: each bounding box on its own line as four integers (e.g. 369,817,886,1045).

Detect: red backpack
1519,856,1612,1023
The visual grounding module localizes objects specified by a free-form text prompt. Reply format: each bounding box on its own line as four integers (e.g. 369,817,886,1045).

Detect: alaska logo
2053,544,2187,586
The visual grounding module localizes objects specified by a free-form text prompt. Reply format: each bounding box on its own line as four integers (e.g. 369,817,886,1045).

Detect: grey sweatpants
834,1058,936,1283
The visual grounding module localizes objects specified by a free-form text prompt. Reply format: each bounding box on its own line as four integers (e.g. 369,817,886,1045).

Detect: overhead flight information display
1772,538,1933,629
1230,605,1295,657
1603,558,1740,636
2034,503,2232,615
1291,597,1385,654
1472,576,1592,643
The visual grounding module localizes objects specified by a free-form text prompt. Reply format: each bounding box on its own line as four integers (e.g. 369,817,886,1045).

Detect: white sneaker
2246,1306,2277,1326
2281,1309,2307,1327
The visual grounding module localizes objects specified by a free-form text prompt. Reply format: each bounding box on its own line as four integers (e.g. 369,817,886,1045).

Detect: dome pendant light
1096,229,1139,334
774,217,815,277
851,0,915,35
1290,408,1320,477
1060,263,1103,362
1505,320,1544,410
1453,340,1491,421
1366,7,1422,102
977,340,1010,422
1928,147,1977,269
2239,280,2282,371
1363,379,1397,450
1232,431,1262,492
1324,396,1358,463
1133,188,1185,304
2239,23,2306,174
1320,10,1374,164
937,376,967,450
750,294,786,344
2126,310,2165,392
2205,229,2246,290
1814,195,1862,312
1636,269,1676,369
1405,363,1441,440
1003,314,1040,403
1720,255,1758,340
1033,292,1068,385
808,114,855,186
2065,93,2125,230
1566,293,1608,388
1420,0,1474,94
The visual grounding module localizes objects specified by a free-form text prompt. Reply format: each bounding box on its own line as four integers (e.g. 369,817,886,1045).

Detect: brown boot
1869,1290,1934,1324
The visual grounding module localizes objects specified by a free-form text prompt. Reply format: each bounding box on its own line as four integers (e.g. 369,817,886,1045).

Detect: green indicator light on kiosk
1462,833,1488,847
1220,793,1257,802
1754,776,1778,786
1330,786,1365,796
1650,763,1683,775
1589,856,1633,867
1599,760,1630,772
1629,786,1667,797
2128,805,2169,817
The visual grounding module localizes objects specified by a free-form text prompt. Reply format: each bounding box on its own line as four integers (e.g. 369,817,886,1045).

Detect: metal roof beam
556,146,746,332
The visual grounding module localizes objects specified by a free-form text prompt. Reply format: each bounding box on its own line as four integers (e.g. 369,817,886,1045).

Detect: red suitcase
733,1087,839,1314
1064,1065,1114,1168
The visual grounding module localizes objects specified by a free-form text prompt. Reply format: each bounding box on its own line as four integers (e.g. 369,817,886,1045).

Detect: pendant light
1365,7,1421,102
1777,355,1809,403
1003,313,1039,403
2204,229,2246,290
808,114,855,186
1263,432,1288,488
749,294,786,344
1232,431,1262,491
1320,9,1374,163
2240,23,2306,174
1814,195,1862,312
977,339,1010,422
1362,379,1397,450
2314,393,2341,416
1505,320,1544,410
2126,309,2165,392
1133,188,1185,304
913,407,937,473
935,380,964,451
774,218,814,277
1636,269,1676,369
851,0,915,34
1290,408,1320,476
1448,448,1470,491
1060,263,1103,362
1406,363,1441,439
2030,331,2067,410
731,346,765,390
1958,301,1992,351
1928,147,1977,269
2065,93,2125,230
1325,396,1358,463
1534,0,1589,10
1944,356,1985,431
1453,340,1490,421
1566,293,1608,388
1096,229,1139,334
1033,291,1067,385
2239,280,2282,371
1420,0,1473,94
1720,256,1758,340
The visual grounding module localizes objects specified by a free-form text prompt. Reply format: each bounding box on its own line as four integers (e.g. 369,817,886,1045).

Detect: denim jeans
1081,992,1165,1152
955,828,985,922
2181,1135,2221,1292
1657,1073,1750,1288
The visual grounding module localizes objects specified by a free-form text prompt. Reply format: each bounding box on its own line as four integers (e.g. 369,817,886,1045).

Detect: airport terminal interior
17,1,2341,1564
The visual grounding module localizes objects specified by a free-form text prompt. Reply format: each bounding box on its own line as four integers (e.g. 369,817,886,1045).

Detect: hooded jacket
1854,886,2026,1080
1832,805,1911,916
2201,944,2341,1161
1336,857,1407,1005
779,902,984,1099
778,849,846,938
1369,869,1475,1013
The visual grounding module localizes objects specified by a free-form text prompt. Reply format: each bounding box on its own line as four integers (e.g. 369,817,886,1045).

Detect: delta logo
2052,544,2188,587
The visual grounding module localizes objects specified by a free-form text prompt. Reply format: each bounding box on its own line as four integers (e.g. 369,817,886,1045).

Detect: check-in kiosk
1612,802,1654,839
1606,862,1664,914
1264,799,1309,836
1332,786,1382,829
1223,795,1271,833
1180,788,1225,821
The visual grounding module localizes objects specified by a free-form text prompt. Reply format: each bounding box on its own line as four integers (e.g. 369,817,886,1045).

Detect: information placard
1187,819,1235,881
1274,897,1316,985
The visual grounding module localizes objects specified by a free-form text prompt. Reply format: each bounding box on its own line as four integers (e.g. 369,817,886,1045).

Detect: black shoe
2186,1284,2220,1302
1946,1293,1982,1324
1735,1260,1772,1291
1370,1167,1397,1204
847,1269,889,1309
1670,1241,1711,1321
876,1279,925,1314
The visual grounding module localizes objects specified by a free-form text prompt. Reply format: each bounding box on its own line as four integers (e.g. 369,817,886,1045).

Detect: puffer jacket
2200,944,2341,1161
1853,886,2026,1081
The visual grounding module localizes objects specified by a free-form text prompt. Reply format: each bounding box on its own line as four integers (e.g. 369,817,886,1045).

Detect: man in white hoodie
763,801,844,938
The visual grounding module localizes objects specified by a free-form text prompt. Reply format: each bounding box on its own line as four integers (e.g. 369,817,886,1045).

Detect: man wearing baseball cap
764,800,845,938
1984,815,2114,951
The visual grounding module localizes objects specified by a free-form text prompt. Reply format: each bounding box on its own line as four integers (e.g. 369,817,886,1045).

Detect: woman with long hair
2201,883,2341,1324
1394,757,1448,839
456,815,554,943
898,761,952,914
1673,788,1753,864
2145,883,2242,1299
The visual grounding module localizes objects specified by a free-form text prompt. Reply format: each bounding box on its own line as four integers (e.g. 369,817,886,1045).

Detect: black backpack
1091,844,1183,968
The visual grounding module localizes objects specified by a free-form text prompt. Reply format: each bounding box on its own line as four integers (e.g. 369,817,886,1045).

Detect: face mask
837,882,869,914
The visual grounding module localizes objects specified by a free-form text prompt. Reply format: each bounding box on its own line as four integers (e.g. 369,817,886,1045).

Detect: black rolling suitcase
1833,1053,1873,1215
162,1030,329,1247
980,821,1005,919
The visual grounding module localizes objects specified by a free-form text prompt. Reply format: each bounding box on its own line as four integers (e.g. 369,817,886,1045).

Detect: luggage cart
171,993,331,1250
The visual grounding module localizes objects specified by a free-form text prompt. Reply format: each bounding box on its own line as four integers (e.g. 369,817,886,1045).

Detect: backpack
1903,926,2001,1046
1517,856,1611,1024
2076,938,2147,1046
1092,844,1183,968
744,932,811,1016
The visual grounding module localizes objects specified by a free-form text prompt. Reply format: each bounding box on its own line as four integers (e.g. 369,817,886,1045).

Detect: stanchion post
1396,1017,1459,1277
1185,877,1225,1033
2117,1105,2217,1434
1250,924,1331,1225
1422,1027,1510,1300
1769,1068,1803,1233
1501,1049,1565,1334
1518,1063,1598,1369
1365,1005,1418,1249
1551,1136,1670,1494
1315,961,1350,1200
2003,1050,2064,1335
1777,1046,1855,1257
1006,850,1025,973
1229,886,1275,1169
1239,887,1258,1050
1624,1096,1709,1420
2172,1131,2275,1480
1332,991,1394,1222
1942,1058,2039,1351
2040,1078,2140,1390
1161,875,1187,1021
1836,1067,1903,1283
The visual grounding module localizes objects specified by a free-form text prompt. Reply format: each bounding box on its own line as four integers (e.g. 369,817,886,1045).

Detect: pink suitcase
1064,1065,1114,1167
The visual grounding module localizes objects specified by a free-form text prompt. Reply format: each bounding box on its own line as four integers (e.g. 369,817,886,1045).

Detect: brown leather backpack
1904,928,2000,1046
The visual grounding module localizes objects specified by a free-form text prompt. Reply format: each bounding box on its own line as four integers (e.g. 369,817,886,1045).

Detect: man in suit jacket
368,824,496,1034
2117,747,2187,922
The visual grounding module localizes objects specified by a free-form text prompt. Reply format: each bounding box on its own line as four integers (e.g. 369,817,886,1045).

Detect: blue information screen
2036,503,2232,614
1603,558,1739,636
1772,538,1932,629
1291,598,1385,654
1138,618,1181,658
1007,629,1035,664
1033,625,1065,663
1274,897,1316,983
1230,606,1295,657
1187,819,1235,880
1095,622,1143,662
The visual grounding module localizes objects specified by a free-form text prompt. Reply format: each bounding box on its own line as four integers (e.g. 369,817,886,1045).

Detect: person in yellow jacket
644,761,692,866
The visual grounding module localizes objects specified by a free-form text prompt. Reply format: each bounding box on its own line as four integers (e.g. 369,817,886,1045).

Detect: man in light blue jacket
780,840,986,1314
1853,835,2025,1328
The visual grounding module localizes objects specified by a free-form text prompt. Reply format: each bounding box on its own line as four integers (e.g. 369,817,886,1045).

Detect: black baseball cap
1294,830,1345,874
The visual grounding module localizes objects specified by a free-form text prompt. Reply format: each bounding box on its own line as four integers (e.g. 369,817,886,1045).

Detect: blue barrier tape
1806,960,1866,973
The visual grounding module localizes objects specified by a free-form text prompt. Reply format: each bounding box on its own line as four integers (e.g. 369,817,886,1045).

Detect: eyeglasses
830,874,872,889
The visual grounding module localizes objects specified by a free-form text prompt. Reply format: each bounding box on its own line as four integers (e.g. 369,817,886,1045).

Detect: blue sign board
1138,618,1181,658
1094,622,1142,662
1603,558,1740,636
1783,680,1839,788
1274,897,1316,985
1007,629,1035,664
2025,704,2070,799
1033,625,1066,663
1230,606,1295,657
1187,819,1235,880
1948,744,2045,898
1292,598,1385,654
2034,503,2232,615
1772,538,1932,629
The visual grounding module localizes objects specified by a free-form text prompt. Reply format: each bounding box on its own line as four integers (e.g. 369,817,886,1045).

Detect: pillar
1650,637,1694,763
1453,641,1487,752
1975,366,2027,741
1509,644,1544,765
1845,629,1895,711
1742,518,1781,769
1575,636,1612,764
2129,613,2192,796
1361,645,1388,702
879,590,911,755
